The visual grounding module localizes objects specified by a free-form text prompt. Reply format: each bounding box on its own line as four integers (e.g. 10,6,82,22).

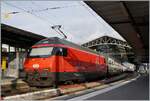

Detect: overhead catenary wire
30,1,57,25
4,1,83,27
3,1,84,39
30,0,83,13
3,1,67,38
3,1,55,26
31,1,70,39
5,1,82,14
27,4,82,13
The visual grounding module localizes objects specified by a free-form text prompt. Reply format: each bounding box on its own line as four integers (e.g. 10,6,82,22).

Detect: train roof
35,37,103,56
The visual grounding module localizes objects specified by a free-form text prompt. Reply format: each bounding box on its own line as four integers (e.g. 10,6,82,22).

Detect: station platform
1,77,25,86
1,77,29,97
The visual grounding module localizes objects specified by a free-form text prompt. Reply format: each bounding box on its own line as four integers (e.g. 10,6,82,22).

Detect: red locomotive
24,37,123,86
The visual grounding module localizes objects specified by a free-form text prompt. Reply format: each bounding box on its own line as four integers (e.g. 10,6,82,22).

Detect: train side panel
58,47,107,81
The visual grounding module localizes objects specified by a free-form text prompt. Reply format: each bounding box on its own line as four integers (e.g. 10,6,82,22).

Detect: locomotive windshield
29,47,54,57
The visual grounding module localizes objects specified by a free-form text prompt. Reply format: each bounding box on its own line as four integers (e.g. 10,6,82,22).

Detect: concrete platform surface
1,77,26,86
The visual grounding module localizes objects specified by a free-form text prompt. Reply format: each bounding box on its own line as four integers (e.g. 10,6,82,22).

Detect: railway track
2,72,137,99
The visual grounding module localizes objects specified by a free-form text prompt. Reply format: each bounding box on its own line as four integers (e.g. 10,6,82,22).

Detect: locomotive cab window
28,47,54,57
53,47,67,57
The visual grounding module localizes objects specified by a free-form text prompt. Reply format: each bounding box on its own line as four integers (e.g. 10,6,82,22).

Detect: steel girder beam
82,36,131,48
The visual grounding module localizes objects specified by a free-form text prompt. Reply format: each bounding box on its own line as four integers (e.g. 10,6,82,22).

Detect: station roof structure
82,35,131,49
85,1,149,62
1,23,46,48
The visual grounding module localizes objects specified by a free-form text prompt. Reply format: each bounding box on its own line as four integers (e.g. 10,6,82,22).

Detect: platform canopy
85,1,149,62
1,23,46,49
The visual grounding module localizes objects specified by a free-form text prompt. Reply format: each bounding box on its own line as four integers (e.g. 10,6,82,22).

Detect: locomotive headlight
33,64,39,69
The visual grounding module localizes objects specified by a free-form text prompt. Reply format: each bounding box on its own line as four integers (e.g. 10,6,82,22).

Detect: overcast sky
1,1,125,45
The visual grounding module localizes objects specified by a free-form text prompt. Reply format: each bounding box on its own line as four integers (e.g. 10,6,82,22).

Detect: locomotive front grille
26,68,53,86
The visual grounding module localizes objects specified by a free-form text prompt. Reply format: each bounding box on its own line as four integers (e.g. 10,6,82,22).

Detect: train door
54,47,67,71
53,47,68,83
